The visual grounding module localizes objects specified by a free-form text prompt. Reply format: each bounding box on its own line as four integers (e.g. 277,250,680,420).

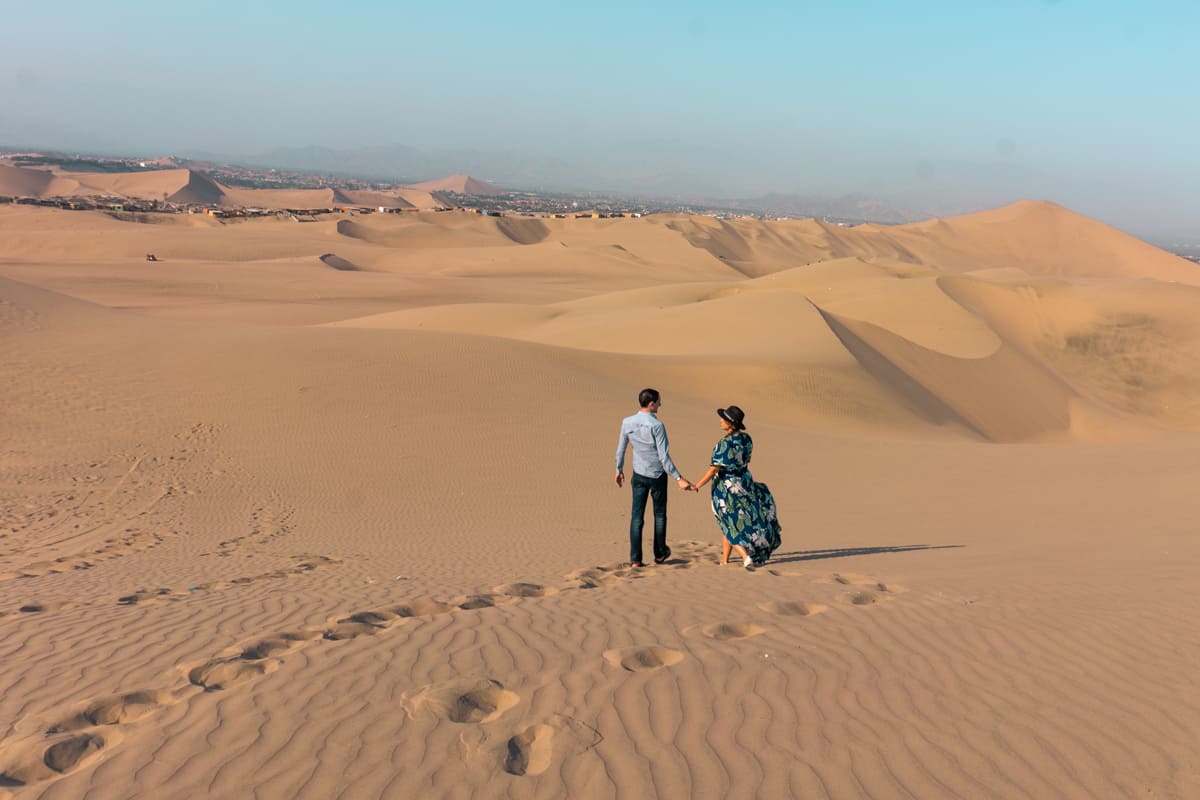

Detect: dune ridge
813,303,1076,441
404,173,500,194
0,165,448,212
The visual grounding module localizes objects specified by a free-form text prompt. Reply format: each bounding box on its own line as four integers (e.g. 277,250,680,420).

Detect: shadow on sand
769,544,963,565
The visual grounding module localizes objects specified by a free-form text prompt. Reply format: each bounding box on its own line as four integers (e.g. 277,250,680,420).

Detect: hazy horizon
2,1,1197,239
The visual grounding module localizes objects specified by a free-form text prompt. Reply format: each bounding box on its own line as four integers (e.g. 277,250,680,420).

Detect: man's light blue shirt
615,411,681,480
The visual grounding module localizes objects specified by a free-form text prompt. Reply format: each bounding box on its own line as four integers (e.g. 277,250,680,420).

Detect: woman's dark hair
638,388,660,408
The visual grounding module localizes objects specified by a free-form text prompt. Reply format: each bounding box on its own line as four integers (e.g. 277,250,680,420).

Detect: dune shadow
769,544,963,564
319,253,361,272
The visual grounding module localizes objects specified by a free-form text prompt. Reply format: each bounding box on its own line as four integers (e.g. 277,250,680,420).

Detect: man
614,388,692,567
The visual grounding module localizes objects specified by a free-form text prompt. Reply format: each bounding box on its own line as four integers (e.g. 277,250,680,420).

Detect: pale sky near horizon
2,1,1197,238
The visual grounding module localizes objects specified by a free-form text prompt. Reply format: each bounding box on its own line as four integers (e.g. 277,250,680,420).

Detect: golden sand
2,200,1199,798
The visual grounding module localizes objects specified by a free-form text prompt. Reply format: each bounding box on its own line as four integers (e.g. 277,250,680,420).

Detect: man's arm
653,423,691,489
614,422,629,487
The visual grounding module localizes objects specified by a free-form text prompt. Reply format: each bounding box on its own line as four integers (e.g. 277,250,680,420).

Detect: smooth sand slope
2,201,1200,799
0,164,444,211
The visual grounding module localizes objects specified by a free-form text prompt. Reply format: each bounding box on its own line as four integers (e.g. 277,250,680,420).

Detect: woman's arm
693,465,720,490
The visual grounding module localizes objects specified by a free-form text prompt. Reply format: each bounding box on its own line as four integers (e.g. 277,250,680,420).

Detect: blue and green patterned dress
710,432,782,565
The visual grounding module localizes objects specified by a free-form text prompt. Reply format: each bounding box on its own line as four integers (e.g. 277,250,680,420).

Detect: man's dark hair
638,388,660,408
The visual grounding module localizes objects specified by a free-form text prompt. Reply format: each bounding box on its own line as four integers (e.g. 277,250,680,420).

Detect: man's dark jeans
629,472,669,565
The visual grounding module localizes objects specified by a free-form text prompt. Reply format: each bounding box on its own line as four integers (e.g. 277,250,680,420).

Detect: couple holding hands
614,388,782,569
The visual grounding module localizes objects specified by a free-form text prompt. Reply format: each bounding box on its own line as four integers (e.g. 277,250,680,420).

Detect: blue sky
2,1,1197,237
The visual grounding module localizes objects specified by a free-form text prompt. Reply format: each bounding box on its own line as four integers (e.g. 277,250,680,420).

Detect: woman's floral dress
710,432,782,565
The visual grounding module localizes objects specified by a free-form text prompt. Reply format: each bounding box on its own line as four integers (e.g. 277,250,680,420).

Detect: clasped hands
613,472,700,492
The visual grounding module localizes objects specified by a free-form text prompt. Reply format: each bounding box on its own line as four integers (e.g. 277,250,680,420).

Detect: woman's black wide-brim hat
717,405,746,430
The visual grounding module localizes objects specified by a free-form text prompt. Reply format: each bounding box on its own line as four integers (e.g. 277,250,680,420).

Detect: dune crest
404,173,500,194
660,201,1198,285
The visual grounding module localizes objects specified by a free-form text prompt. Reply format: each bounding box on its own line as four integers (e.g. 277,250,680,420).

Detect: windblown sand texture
2,199,1200,799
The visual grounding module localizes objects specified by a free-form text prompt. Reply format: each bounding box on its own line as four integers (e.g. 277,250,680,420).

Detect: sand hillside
405,173,501,194
2,201,1200,799
0,163,445,211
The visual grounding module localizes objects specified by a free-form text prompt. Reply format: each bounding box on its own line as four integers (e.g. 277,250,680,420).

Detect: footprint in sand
449,686,520,724
0,731,115,788
389,598,453,617
504,724,555,776
240,631,319,660
17,600,79,614
603,646,685,672
758,600,827,617
117,588,178,605
342,609,398,626
43,734,106,773
689,622,765,641
453,593,514,610
187,657,280,691
494,583,557,599
563,567,616,589
48,691,173,733
327,599,452,635
113,556,341,609
408,679,520,725
323,621,386,641
832,573,904,594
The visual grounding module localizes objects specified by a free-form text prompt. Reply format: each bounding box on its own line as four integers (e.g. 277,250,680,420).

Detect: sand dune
940,274,1200,428
813,304,1076,441
495,216,549,245
0,164,56,197
165,171,225,205
405,173,500,194
3,201,1200,799
0,164,436,212
662,201,1199,285
219,185,341,209
65,168,198,201
335,214,517,249
338,190,416,210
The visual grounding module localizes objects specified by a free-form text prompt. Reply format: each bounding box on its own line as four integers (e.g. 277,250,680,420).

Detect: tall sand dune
405,173,500,194
166,170,226,206
390,188,442,210
68,168,197,201
940,274,1200,429
887,200,1199,284
813,304,1077,441
662,201,1199,285
0,163,56,197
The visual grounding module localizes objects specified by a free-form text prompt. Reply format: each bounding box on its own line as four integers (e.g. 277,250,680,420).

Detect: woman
692,406,782,567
